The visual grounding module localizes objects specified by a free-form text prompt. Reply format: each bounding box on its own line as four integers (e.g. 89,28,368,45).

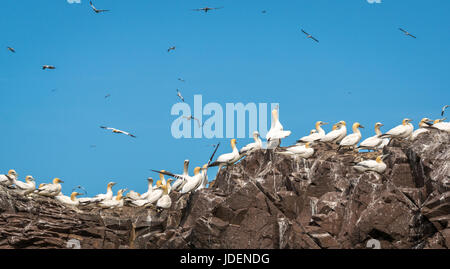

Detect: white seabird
240,131,263,155
100,126,136,138
97,189,125,209
320,121,347,144
353,154,389,173
156,179,174,209
380,118,414,139
55,192,84,206
429,118,450,133
410,118,433,140
297,121,329,143
14,175,36,195
266,109,291,148
208,139,240,169
172,160,190,192
277,142,315,159
139,178,154,200
35,178,64,197
358,122,385,151
0,169,18,188
180,167,203,194
338,122,364,151
78,182,116,205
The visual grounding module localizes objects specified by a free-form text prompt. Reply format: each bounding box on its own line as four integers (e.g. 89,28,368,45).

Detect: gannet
266,109,291,145
198,164,209,190
297,121,329,143
240,131,263,155
277,142,314,159
380,118,414,139
176,89,185,102
139,177,154,199
100,126,136,138
7,47,15,53
429,118,450,133
13,175,36,195
35,178,64,197
410,118,433,140
442,105,449,116
146,180,164,204
353,155,389,173
192,7,223,13
42,65,56,70
178,78,185,82
156,180,174,209
0,169,17,188
172,160,190,192
183,115,202,128
78,182,116,204
97,189,125,209
301,29,319,42
155,171,167,189
358,122,385,151
208,139,240,169
90,1,110,13
168,46,176,52
180,167,203,194
399,28,416,39
338,122,364,151
320,121,347,144
126,190,141,200
55,192,83,206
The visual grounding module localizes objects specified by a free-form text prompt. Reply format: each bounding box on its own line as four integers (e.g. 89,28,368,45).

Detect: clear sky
1,0,449,196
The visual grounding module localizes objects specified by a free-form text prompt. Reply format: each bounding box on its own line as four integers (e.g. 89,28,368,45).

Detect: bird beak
359,125,365,128
322,122,329,125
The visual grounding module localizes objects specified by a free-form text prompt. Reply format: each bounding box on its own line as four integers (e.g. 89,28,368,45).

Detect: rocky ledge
1,129,449,249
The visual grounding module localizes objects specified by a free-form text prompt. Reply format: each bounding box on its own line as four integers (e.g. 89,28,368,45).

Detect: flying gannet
183,115,202,128
35,178,64,197
239,131,263,155
90,1,109,13
168,46,176,52
442,105,449,117
410,118,433,140
266,109,291,147
0,169,18,188
7,47,15,53
358,122,385,151
301,29,319,43
208,139,240,169
320,121,347,144
353,154,389,173
277,142,315,159
297,121,329,143
42,65,56,70
13,175,36,196
55,192,84,207
176,89,185,102
338,122,364,151
156,179,174,209
192,7,223,13
380,118,414,139
78,182,116,205
399,28,416,39
100,126,136,138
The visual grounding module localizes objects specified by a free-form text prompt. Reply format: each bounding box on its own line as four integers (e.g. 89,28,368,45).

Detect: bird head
316,121,329,128
353,122,364,130
25,176,35,182
375,122,384,128
305,142,311,148
159,171,166,181
53,178,64,184
194,167,202,175
310,129,317,135
376,155,383,163
8,170,17,176
147,177,153,183
230,139,237,148
402,118,413,125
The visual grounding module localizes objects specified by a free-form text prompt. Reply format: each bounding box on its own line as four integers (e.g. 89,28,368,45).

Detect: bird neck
375,126,382,136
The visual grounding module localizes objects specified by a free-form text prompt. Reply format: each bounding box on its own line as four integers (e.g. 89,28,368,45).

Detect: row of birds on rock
1,106,448,210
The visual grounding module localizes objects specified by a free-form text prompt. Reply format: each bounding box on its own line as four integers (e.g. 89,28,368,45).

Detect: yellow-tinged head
202,164,208,169
156,179,162,187
402,118,413,125
147,177,153,183
271,109,279,121
53,178,64,184
352,122,364,131
8,169,17,176
194,167,201,175
375,122,384,128
332,124,338,131
315,121,329,129
376,155,383,163
70,192,83,201
107,182,116,187
25,176,34,183
305,142,311,148
339,121,346,126
309,129,317,135
231,139,237,148
116,189,126,200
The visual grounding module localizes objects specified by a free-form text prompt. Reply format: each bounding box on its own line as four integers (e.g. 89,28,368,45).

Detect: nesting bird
239,131,263,155
35,178,64,197
0,169,18,188
78,182,116,205
358,122,385,151
171,160,190,192
297,121,329,143
156,179,174,209
277,142,314,159
97,189,125,209
353,155,389,174
14,175,36,195
55,192,84,206
428,118,450,133
410,118,433,140
320,121,347,144
208,139,240,169
266,109,291,148
338,122,364,151
380,118,414,139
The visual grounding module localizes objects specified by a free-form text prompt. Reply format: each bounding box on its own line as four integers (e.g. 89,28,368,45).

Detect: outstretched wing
301,29,309,36
311,36,319,43
207,143,220,167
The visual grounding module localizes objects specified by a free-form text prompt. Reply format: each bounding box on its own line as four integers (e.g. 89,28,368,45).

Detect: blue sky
1,0,449,196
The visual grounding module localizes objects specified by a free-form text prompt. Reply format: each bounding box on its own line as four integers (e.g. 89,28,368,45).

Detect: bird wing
399,28,407,33
311,36,319,42
100,126,113,130
301,29,309,35
409,34,417,38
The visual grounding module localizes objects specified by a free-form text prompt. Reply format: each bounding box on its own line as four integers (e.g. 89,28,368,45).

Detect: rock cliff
1,129,449,249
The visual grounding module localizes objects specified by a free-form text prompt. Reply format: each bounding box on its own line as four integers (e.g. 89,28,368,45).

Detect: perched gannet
42,65,56,70
156,180,174,209
266,109,291,143
126,190,141,200
35,178,64,197
399,28,416,39
297,121,329,143
78,182,116,204
358,122,385,151
301,29,319,43
209,139,240,169
240,131,263,155
145,180,164,204
338,122,364,151
180,167,203,194
410,118,433,140
129,181,161,207
14,175,36,195
320,121,347,144
198,164,209,190
172,160,190,192
90,1,110,13
100,126,136,138
154,171,167,189
429,118,450,133
0,169,18,187
139,178,154,200
380,118,414,139
97,189,125,209
277,142,315,159
353,155,389,173
55,192,84,206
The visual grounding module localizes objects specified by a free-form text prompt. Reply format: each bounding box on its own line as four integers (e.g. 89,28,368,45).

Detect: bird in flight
168,46,176,52
301,29,319,43
399,28,416,38
176,89,185,102
42,65,56,70
192,7,223,13
90,1,109,13
7,47,15,53
100,126,136,138
442,105,449,116
183,115,203,128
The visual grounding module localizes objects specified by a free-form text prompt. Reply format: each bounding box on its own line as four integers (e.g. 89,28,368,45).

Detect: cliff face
1,129,449,249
